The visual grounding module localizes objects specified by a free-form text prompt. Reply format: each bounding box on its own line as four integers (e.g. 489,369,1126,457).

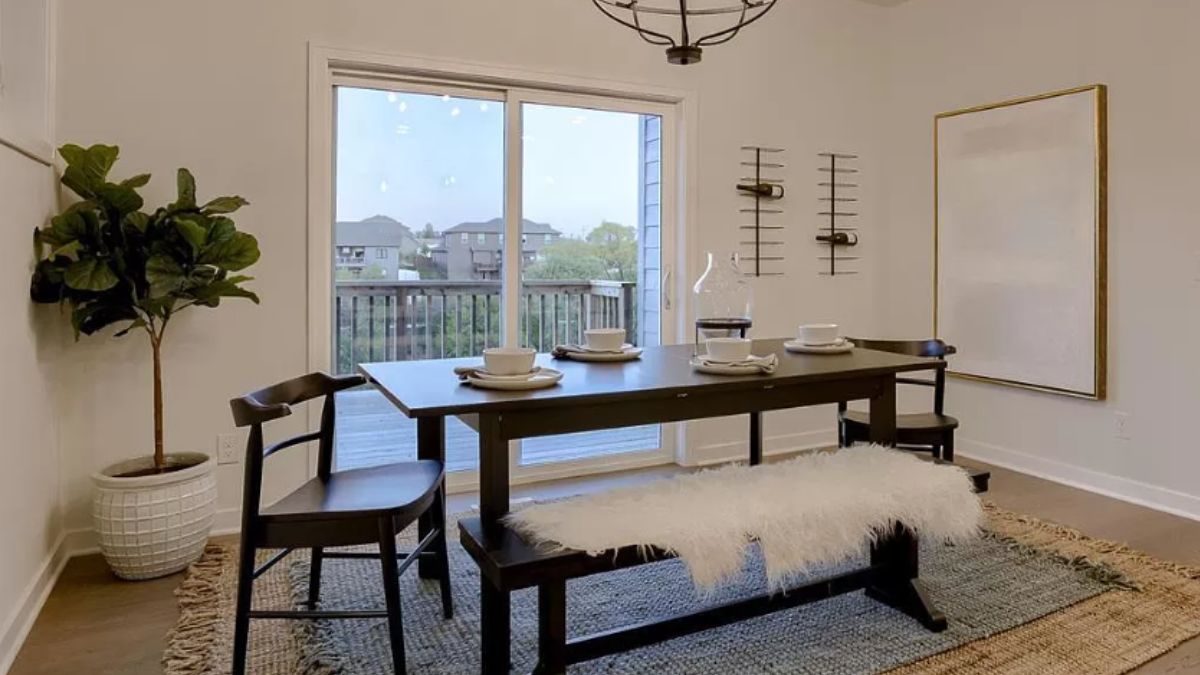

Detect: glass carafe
693,251,753,349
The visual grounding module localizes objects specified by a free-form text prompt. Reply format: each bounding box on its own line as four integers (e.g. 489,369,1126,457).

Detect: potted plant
30,144,260,580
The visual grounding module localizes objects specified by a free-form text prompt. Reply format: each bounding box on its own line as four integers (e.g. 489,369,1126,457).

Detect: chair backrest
845,338,955,414
229,372,365,522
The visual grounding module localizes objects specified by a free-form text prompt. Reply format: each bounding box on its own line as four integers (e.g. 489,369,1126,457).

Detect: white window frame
307,45,697,491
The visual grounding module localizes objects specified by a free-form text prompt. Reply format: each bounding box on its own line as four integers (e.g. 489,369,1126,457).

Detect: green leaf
121,173,152,189
71,302,139,337
64,257,119,292
174,215,208,253
198,231,259,271
172,168,197,211
206,216,236,243
122,211,150,233
59,144,119,198
113,317,147,338
94,182,145,214
200,195,248,215
145,255,185,297
30,259,66,303
46,210,90,247
189,278,260,307
51,240,84,259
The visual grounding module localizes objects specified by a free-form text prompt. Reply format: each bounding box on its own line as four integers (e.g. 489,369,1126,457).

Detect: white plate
467,368,564,391
689,357,768,375
562,347,644,363
579,343,635,353
469,366,549,381
784,338,854,354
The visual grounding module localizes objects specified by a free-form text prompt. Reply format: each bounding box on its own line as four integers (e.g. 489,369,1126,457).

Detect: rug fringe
285,556,349,675
163,545,229,675
983,502,1200,590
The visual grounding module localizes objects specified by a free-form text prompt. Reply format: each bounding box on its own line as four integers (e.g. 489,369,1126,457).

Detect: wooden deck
335,388,659,472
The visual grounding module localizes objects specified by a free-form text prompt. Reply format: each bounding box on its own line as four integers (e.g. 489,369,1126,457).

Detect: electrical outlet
1114,412,1131,441
217,433,241,464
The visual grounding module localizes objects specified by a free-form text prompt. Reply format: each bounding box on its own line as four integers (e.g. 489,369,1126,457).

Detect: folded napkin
551,344,623,358
694,353,778,374
453,365,542,381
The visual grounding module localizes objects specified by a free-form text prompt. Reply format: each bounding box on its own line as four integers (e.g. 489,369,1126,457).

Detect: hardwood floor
8,458,1200,674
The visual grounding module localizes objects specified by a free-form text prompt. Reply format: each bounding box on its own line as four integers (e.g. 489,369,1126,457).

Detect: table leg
749,411,763,466
869,374,898,446
416,416,445,579
477,413,512,673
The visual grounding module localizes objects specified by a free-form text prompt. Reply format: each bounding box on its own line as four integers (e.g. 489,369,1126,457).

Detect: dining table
360,338,974,674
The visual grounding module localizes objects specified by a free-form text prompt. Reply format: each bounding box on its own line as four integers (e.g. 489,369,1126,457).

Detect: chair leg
432,486,454,620
307,547,324,607
943,432,955,462
838,420,847,448
231,539,256,675
378,519,407,674
931,444,942,461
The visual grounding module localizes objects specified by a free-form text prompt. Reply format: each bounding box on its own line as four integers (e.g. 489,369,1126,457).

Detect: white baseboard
688,429,837,467
958,436,1200,523
0,533,71,675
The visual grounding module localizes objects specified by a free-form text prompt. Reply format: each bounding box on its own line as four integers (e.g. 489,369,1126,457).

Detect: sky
335,87,644,238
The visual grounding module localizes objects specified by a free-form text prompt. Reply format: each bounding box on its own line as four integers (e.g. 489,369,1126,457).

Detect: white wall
0,147,64,670
879,0,1200,517
51,0,890,531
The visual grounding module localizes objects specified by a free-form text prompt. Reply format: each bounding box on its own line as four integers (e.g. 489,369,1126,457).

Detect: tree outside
525,220,636,282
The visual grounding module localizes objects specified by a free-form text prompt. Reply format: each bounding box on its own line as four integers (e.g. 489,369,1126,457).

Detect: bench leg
865,523,947,632
481,573,511,674
534,581,567,675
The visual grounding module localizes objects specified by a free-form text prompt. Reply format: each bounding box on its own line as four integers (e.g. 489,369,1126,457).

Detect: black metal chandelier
591,0,779,65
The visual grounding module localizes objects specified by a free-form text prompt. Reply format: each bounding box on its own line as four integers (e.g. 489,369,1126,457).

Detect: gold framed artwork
934,84,1107,400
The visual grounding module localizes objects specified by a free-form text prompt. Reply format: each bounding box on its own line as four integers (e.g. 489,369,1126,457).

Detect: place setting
551,328,644,362
784,323,855,354
690,337,778,375
454,347,564,391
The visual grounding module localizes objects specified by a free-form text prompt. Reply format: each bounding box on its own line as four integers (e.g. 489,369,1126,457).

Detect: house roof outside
442,217,560,236
335,215,416,247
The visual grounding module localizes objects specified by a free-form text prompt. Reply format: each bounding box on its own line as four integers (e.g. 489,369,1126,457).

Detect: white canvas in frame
935,85,1107,399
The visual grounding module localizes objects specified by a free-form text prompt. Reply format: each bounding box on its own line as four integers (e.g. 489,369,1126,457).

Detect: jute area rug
163,504,1200,674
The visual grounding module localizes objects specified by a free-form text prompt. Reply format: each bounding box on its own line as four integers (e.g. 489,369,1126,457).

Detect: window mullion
501,90,527,347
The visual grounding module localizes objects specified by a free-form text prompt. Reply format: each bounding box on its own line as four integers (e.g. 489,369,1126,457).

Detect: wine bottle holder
737,145,786,277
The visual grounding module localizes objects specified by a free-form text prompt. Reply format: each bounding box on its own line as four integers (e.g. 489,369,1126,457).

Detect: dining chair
838,338,959,460
228,372,452,675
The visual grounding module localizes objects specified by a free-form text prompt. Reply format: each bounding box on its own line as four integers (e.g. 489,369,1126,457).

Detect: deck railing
335,279,636,373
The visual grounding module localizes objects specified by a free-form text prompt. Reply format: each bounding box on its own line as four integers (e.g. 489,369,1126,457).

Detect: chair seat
841,410,959,432
260,460,443,523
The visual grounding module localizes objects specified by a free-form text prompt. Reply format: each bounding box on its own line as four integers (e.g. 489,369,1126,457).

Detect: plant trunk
152,334,165,469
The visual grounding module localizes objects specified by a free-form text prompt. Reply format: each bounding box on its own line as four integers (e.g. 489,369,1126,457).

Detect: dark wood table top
360,338,944,418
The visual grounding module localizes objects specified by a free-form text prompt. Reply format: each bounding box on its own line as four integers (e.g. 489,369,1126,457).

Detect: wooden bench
460,462,990,674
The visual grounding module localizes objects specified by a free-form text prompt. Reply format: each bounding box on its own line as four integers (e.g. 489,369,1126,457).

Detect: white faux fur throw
504,446,983,591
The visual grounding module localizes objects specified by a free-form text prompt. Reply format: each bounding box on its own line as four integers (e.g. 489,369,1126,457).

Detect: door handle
663,266,672,310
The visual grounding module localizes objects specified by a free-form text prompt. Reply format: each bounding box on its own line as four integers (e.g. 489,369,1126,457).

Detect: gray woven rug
167,508,1143,675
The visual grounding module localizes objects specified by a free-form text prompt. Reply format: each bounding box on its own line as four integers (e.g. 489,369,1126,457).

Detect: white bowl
705,337,752,363
798,324,839,346
584,328,626,352
483,347,537,375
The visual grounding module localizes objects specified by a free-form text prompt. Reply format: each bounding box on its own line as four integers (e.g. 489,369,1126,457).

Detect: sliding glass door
328,77,676,484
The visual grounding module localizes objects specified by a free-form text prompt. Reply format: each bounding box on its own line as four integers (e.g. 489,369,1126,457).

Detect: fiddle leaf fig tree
30,144,261,473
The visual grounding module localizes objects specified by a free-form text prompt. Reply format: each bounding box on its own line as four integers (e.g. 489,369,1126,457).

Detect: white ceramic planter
91,452,217,580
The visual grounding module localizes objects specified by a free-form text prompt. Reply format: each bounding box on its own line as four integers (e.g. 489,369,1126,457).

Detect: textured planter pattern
92,453,217,580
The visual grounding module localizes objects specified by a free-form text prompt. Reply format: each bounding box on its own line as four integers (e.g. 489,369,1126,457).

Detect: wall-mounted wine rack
738,145,785,277
816,152,860,276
